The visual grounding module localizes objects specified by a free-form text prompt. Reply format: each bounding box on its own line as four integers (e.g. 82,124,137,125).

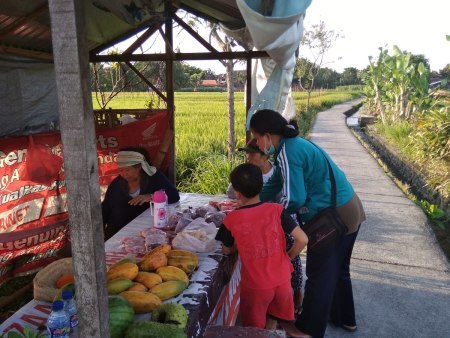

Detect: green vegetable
108,295,135,338
152,303,188,329
125,321,187,338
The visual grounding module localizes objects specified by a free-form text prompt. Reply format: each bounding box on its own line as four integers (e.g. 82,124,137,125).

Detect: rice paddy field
92,90,362,193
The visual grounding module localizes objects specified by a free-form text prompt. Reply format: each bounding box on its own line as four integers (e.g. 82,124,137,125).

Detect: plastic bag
26,135,63,185
172,221,219,253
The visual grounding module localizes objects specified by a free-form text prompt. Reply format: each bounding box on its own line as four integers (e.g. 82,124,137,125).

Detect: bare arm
287,226,308,260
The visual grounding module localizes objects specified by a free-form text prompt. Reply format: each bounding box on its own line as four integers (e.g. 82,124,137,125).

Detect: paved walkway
309,100,450,338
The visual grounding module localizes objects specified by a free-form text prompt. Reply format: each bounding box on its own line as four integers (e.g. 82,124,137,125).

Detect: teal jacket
260,137,355,222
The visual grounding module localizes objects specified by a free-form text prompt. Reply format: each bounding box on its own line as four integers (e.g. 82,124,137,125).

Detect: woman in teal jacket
250,109,366,338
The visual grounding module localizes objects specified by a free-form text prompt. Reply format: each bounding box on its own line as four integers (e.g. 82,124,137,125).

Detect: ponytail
250,109,299,138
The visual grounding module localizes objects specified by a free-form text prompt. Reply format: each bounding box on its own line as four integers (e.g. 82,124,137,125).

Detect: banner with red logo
0,112,169,285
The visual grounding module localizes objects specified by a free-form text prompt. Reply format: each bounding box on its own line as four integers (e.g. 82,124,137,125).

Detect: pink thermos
153,190,168,228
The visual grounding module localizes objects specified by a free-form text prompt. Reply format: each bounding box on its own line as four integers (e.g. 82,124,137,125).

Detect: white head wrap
116,151,156,176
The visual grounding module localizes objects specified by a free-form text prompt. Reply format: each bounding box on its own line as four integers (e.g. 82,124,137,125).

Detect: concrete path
309,100,450,338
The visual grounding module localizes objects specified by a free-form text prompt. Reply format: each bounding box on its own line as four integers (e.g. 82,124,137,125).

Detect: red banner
0,112,169,285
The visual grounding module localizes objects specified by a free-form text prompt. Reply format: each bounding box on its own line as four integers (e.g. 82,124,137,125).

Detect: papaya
127,282,148,292
142,244,171,258
156,266,189,285
108,257,136,270
107,278,134,295
134,272,162,289
167,255,198,274
149,281,186,300
138,251,167,272
119,291,162,313
167,250,198,260
107,262,139,281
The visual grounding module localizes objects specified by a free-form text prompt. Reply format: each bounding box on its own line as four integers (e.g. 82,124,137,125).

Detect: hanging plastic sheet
234,0,312,127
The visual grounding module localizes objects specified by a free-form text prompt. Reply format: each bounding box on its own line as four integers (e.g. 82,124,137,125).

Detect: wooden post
165,0,176,183
48,1,109,337
246,57,252,141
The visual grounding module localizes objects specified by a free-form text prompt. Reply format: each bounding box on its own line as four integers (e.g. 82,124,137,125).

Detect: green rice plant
177,154,245,194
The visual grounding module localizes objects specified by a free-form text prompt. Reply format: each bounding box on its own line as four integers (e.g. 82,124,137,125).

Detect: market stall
0,193,237,337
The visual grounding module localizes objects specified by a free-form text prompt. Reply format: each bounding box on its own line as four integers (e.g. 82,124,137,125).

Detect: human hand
129,194,152,206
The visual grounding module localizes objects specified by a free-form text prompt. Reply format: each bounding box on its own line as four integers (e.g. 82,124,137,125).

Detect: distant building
201,79,218,87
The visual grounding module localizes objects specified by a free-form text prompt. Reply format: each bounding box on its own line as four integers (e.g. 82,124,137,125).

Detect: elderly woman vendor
102,146,180,240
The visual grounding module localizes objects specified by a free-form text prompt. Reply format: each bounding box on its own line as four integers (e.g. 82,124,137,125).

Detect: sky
117,0,450,74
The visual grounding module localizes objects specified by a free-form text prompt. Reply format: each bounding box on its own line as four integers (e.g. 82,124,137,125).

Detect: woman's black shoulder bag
301,143,348,255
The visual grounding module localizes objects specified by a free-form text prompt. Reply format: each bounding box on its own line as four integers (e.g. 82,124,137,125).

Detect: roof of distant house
201,80,218,87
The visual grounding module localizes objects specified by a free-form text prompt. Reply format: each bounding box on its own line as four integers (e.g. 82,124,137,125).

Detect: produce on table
107,278,134,295
156,266,189,285
119,290,162,313
109,257,136,269
108,295,135,338
125,321,187,338
150,281,187,300
55,273,75,289
107,262,139,281
33,257,73,301
127,282,149,292
134,271,163,289
101,245,198,314
152,302,188,329
167,250,199,273
138,251,168,272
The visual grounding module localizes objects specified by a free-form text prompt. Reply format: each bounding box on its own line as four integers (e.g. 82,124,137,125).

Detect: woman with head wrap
102,146,180,240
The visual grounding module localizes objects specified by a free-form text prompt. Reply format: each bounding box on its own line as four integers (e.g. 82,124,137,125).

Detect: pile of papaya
106,244,198,314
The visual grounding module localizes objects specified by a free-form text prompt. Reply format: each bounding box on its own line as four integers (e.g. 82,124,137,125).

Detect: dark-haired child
215,163,308,336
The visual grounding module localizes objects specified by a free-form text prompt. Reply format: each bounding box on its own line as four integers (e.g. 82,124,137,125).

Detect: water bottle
47,300,70,338
62,290,78,331
153,190,168,228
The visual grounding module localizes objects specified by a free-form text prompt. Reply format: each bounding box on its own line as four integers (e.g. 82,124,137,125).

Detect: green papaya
107,278,134,295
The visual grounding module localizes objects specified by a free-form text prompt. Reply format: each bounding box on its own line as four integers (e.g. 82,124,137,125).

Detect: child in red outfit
216,163,308,336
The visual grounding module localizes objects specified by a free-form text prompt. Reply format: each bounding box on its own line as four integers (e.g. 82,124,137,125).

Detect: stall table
0,193,230,337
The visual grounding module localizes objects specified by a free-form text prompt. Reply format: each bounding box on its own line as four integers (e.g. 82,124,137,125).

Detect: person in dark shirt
215,163,308,337
102,146,179,240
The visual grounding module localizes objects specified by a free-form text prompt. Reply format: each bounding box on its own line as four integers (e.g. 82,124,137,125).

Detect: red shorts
240,280,294,328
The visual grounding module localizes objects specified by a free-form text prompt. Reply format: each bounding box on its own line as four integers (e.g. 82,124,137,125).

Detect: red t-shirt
223,203,293,289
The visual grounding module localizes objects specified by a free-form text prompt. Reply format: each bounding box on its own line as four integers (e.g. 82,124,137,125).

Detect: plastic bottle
47,300,70,338
62,290,78,331
153,190,168,228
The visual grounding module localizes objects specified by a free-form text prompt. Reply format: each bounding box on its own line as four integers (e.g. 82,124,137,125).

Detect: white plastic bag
172,221,219,253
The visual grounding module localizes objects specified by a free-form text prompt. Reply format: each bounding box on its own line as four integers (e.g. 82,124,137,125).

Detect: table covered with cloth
0,193,232,338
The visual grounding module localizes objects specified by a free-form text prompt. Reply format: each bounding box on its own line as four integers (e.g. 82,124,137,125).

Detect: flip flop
341,324,357,332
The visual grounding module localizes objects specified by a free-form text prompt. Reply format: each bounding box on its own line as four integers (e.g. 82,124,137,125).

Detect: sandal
341,324,357,332
294,305,303,318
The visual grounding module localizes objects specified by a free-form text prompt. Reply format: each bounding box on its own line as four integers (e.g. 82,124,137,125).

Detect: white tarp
234,0,312,126
0,56,59,137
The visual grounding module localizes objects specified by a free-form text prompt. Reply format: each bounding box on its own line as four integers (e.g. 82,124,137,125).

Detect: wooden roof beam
91,50,269,62
172,13,219,54
123,22,162,55
0,45,53,61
